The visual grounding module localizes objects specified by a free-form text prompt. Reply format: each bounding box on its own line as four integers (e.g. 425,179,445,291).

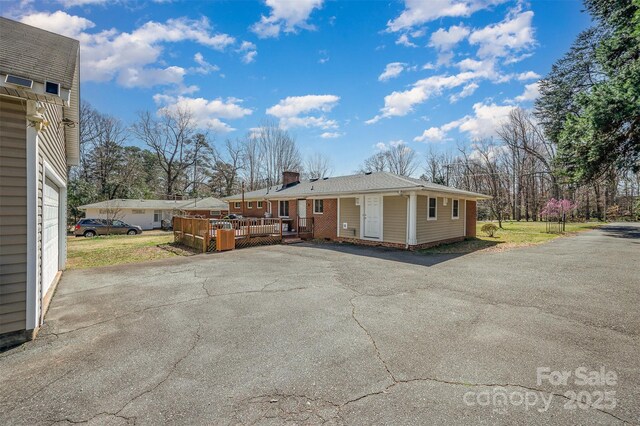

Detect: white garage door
43,178,60,296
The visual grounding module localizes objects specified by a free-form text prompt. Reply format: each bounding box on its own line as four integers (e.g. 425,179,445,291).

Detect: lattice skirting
235,235,282,249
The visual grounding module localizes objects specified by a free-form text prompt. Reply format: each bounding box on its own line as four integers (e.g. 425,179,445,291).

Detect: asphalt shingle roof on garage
0,17,79,90
79,197,229,211
224,171,490,200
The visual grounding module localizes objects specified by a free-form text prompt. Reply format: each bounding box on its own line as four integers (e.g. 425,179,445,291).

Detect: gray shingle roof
224,172,490,200
79,199,196,210
180,197,228,210
0,17,79,89
79,197,229,211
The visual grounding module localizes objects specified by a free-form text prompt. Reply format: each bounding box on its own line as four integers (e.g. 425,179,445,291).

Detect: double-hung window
279,200,289,217
452,199,460,219
257,201,263,209
153,210,161,222
313,199,324,214
428,197,437,220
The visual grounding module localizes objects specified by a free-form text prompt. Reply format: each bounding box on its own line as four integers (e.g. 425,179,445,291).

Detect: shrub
481,223,498,237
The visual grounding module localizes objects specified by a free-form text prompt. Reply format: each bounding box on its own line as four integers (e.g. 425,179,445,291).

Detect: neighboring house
179,197,229,218
225,171,490,249
78,197,228,230
0,18,80,347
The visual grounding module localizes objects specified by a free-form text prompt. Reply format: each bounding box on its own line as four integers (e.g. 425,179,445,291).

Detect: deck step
282,238,304,244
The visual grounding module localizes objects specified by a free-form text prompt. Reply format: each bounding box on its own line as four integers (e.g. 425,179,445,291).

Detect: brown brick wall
310,199,337,239
229,201,272,217
465,200,477,237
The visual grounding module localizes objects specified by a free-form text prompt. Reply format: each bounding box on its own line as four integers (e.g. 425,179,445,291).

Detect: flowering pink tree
541,198,577,220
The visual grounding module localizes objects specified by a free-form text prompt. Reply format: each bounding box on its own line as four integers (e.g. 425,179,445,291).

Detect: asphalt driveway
1,223,639,425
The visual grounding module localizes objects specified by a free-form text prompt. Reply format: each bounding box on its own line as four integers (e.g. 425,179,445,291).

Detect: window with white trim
153,210,161,221
257,201,263,209
247,201,253,209
452,199,459,219
132,209,145,214
234,202,241,209
428,197,437,220
313,199,324,214
279,200,289,217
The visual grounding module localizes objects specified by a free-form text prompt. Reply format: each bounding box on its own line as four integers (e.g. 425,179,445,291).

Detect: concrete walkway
1,223,639,425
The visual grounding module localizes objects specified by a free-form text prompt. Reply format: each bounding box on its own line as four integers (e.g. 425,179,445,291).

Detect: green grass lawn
419,221,603,254
66,231,193,269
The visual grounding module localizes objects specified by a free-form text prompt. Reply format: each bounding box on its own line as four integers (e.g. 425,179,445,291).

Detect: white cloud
19,10,95,37
447,102,515,138
153,94,252,132
237,41,258,63
18,12,236,89
468,10,535,59
517,71,540,81
252,0,323,38
395,34,417,47
57,0,109,6
367,71,488,123
267,94,340,129
320,132,342,139
514,82,540,102
191,52,220,74
414,127,447,142
378,62,407,81
449,82,479,103
387,0,507,32
429,24,470,51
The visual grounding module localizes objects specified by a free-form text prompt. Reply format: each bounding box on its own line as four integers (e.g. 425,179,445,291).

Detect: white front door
364,195,381,239
298,199,306,219
43,178,60,296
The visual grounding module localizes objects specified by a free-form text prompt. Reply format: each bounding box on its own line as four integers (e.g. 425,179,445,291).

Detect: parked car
74,219,143,237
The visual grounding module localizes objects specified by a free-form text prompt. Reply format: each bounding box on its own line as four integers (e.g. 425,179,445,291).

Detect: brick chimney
282,171,300,187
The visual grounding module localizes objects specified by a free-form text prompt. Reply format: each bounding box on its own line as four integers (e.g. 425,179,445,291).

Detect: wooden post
247,218,251,240
279,218,283,240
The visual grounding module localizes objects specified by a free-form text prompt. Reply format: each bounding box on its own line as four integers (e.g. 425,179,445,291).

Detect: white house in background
78,197,229,230
79,199,191,230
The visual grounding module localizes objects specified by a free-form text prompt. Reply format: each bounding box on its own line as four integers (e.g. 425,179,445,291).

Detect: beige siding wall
0,97,27,333
416,194,465,244
383,195,407,244
37,103,68,303
338,197,360,238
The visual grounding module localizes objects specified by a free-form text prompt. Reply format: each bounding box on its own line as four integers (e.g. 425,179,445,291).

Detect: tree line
69,0,639,224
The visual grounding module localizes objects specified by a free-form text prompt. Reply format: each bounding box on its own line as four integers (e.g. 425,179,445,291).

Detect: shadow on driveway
600,224,640,239
297,238,498,267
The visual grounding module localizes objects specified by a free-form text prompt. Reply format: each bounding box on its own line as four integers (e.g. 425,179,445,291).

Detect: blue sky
6,0,591,175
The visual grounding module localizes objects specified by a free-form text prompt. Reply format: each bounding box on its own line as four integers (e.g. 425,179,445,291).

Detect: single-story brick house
0,18,80,347
225,171,490,249
79,196,228,230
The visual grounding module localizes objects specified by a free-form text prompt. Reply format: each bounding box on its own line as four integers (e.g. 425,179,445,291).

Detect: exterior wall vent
45,81,60,96
5,74,33,88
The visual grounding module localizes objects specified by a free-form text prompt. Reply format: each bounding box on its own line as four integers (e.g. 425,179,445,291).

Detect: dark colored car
74,219,143,237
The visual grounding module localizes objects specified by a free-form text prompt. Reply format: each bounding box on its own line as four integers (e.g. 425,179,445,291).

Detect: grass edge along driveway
420,220,603,254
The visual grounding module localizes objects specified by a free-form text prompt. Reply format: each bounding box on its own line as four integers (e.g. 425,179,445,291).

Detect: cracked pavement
0,223,639,425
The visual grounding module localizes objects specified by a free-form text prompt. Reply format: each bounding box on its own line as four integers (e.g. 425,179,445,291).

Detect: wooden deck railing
297,217,314,236
173,216,284,252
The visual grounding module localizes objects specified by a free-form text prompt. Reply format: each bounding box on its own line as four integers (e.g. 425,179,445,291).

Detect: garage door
43,178,59,296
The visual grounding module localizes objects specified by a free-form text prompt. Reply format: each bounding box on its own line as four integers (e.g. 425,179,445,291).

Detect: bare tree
252,121,302,185
209,139,244,197
131,107,197,198
304,153,332,179
358,152,388,173
386,143,417,176
242,133,263,190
